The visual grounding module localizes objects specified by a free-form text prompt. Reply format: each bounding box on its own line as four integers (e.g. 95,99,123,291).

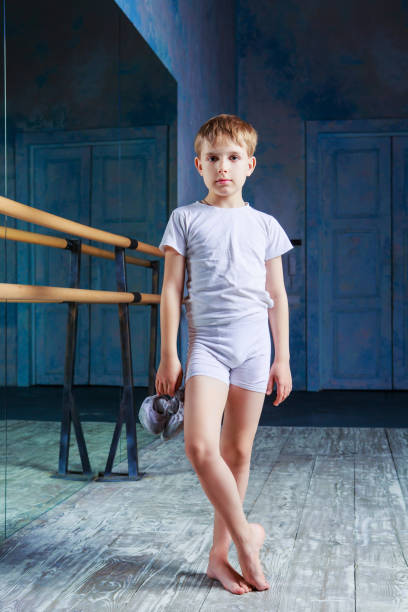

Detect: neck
202,193,246,208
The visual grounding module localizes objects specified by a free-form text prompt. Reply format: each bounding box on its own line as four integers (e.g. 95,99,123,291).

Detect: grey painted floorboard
1,427,408,610
0,419,157,538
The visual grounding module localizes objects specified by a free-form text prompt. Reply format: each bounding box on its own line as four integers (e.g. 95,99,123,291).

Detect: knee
185,440,218,468
221,444,251,470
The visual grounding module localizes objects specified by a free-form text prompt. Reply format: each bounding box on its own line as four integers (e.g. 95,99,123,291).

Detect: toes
239,581,251,592
230,579,251,595
207,560,254,595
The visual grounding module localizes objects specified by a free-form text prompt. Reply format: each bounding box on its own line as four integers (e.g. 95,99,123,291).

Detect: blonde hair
194,113,258,159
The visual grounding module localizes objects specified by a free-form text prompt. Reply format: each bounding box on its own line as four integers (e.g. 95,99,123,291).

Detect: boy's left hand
266,361,292,405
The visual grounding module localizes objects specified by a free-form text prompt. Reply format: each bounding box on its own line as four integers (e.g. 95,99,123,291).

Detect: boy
156,114,293,595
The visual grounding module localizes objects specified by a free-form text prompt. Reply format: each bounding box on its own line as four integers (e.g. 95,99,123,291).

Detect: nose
218,158,230,173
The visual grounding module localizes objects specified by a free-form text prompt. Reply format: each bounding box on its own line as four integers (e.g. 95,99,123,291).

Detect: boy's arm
156,246,185,395
265,256,290,362
160,246,185,359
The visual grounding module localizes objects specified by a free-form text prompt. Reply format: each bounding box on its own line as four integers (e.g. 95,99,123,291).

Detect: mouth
217,179,231,183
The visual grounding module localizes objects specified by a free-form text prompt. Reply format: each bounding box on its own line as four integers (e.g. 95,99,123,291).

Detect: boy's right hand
155,357,183,397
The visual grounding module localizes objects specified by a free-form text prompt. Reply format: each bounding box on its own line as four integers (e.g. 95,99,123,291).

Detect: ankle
235,523,253,548
209,545,230,559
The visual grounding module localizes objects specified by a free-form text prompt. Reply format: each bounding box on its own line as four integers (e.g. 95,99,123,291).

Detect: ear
248,156,256,175
194,157,202,173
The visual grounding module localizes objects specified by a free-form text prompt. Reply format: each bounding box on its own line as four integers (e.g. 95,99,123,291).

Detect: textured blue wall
238,0,408,214
114,0,237,206
236,0,408,387
3,0,407,388
3,1,176,134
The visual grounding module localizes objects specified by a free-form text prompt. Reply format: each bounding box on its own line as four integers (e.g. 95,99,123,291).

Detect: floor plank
0,427,408,611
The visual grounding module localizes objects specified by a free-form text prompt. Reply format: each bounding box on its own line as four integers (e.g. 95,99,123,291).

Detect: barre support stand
53,239,94,480
95,246,144,482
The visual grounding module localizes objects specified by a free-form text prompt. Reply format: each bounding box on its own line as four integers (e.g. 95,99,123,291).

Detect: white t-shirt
159,200,294,327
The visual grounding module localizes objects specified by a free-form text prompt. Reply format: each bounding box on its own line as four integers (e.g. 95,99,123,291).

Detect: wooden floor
0,419,156,538
1,426,408,611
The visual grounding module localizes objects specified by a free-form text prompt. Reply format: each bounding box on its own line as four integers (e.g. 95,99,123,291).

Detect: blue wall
236,0,408,387
114,0,237,205
2,0,407,388
116,0,408,389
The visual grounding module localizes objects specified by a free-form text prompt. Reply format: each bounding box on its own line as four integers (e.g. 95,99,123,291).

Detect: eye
207,155,239,162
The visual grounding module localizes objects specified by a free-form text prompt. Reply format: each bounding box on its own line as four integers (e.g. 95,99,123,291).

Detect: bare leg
206,459,254,594
209,383,266,557
209,460,251,556
184,375,269,593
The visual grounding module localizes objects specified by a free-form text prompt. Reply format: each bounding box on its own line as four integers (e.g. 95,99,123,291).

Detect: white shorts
185,311,271,393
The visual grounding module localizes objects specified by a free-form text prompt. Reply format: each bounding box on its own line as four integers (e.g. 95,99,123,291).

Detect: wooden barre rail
0,196,163,257
0,283,187,305
0,298,63,303
0,225,152,268
0,283,159,304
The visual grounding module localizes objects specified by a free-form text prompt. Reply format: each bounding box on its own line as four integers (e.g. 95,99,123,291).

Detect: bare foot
206,551,254,595
236,523,270,591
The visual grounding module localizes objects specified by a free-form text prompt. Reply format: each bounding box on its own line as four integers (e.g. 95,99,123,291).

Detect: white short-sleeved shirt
158,200,294,327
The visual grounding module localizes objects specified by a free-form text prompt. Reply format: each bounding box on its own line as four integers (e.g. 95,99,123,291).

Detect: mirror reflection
0,0,176,542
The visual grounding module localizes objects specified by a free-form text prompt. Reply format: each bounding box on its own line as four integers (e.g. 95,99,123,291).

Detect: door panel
319,135,392,388
392,136,408,389
90,133,167,385
19,144,91,384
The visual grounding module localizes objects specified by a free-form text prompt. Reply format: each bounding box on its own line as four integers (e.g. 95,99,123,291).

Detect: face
195,137,256,197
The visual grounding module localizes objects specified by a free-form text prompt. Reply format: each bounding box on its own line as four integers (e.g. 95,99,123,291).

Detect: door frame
14,124,176,385
306,118,408,391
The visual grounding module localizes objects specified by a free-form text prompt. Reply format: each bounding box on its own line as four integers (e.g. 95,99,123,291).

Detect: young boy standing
156,114,293,595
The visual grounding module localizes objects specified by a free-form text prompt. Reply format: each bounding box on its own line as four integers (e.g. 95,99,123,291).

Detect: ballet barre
0,225,154,268
0,196,172,483
0,283,161,304
0,195,160,254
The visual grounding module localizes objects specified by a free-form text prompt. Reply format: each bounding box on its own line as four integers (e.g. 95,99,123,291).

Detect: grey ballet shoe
138,387,184,440
161,387,185,441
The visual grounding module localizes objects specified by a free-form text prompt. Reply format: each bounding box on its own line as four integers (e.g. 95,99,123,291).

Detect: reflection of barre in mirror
0,224,154,268
0,195,159,253
0,283,161,304
0,195,175,483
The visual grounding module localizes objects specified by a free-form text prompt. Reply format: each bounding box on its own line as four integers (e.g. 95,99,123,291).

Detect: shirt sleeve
265,216,294,261
158,208,187,256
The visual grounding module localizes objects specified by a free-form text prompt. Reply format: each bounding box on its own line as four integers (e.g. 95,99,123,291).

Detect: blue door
15,126,168,386
308,126,407,390
392,137,408,389
89,136,167,384
16,144,92,385
319,135,392,389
